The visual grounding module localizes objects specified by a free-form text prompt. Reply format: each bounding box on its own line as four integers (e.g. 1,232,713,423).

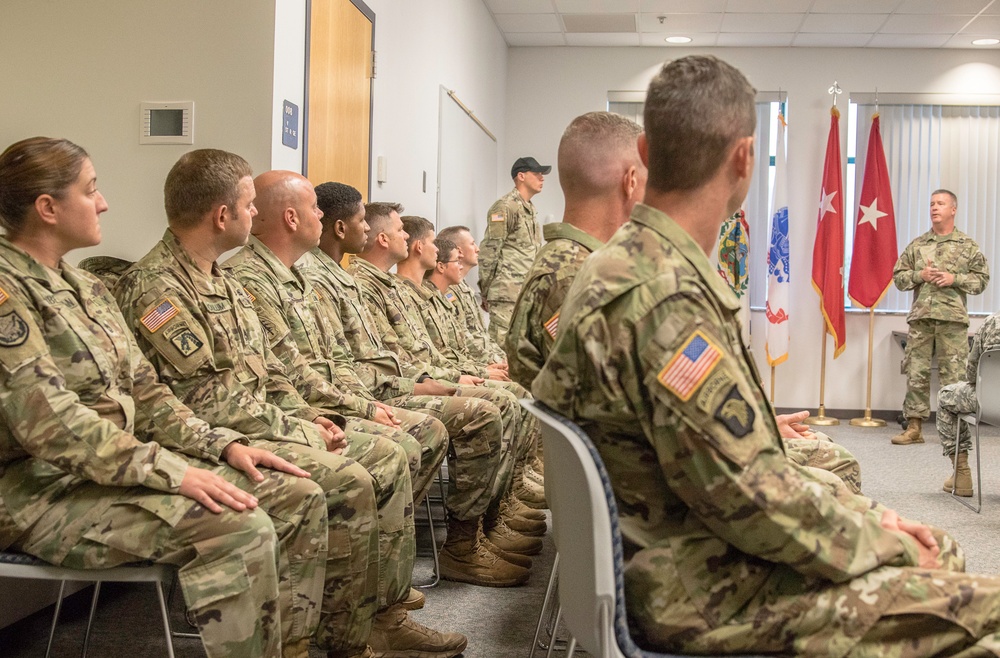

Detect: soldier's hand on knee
222,442,311,481
413,379,457,396
314,417,347,453
458,375,484,385
487,367,510,382
179,466,259,514
881,509,941,569
776,410,815,439
373,403,402,428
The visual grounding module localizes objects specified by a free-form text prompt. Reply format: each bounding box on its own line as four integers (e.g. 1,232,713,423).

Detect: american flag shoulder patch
140,299,179,333
657,330,723,401
491,213,505,222
0,285,8,306
243,288,256,303
543,311,559,339
445,290,457,303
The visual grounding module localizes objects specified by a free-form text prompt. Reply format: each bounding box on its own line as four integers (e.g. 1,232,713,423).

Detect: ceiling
482,0,1000,49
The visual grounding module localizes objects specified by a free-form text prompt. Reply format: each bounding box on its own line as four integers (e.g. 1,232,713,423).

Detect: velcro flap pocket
179,551,251,611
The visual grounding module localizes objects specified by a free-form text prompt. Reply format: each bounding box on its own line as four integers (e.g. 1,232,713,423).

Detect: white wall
506,47,1000,413
0,0,277,264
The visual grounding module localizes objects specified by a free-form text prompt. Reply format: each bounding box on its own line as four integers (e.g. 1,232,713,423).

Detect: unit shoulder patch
656,330,723,402
0,309,29,347
165,324,204,357
713,384,755,438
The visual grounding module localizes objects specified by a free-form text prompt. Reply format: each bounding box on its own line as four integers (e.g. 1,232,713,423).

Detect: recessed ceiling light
972,38,999,45
665,36,692,44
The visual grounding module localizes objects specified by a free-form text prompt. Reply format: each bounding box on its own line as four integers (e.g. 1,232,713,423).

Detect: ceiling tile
503,32,569,46
565,32,642,45
715,32,796,46
720,13,805,32
895,0,994,14
563,13,637,32
800,13,887,32
725,0,813,12
638,12,723,32
792,32,874,47
495,13,563,32
809,0,901,13
964,15,1000,32
554,0,640,11
881,14,975,33
486,0,557,14
640,0,726,11
639,31,718,45
867,33,952,47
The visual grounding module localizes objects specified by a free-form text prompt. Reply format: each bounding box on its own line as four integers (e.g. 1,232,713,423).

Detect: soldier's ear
623,165,638,200
211,203,229,231
334,218,348,240
33,194,59,227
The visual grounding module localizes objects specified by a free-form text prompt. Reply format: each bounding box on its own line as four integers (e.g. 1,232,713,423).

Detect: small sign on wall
282,100,299,149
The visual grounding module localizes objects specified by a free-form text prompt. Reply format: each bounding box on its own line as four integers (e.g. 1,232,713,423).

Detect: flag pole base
849,416,886,428
806,414,840,426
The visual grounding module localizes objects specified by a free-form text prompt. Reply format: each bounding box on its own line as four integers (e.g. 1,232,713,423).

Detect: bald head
253,171,309,228
558,112,643,200
250,170,323,258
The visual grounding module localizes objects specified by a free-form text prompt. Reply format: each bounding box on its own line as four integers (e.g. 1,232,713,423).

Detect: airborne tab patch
656,330,722,401
140,299,179,333
543,311,559,340
713,384,755,438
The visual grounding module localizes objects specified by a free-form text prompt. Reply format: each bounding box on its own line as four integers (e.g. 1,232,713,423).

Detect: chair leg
952,418,984,513
44,580,68,658
545,605,563,658
414,494,441,589
530,553,559,658
156,582,177,658
81,581,102,658
565,637,577,658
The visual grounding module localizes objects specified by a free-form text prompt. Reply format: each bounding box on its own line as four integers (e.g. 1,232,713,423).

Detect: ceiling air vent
562,13,637,34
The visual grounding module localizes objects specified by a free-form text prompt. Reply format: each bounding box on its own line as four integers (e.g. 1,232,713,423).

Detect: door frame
302,0,376,199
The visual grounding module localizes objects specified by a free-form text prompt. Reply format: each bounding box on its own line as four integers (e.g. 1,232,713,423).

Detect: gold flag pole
807,330,840,425
770,365,775,405
850,308,886,427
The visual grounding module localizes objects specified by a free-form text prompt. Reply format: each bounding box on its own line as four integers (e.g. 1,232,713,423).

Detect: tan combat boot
943,452,974,497
400,587,425,611
508,495,547,522
481,533,534,569
485,514,544,555
513,462,548,509
438,516,530,587
891,418,924,445
369,603,468,658
500,494,547,536
283,638,311,658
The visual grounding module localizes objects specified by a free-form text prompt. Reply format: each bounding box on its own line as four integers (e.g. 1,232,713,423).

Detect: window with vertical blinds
849,101,1000,315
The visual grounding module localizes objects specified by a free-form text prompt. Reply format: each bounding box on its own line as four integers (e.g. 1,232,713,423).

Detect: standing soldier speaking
891,190,989,446
479,157,550,346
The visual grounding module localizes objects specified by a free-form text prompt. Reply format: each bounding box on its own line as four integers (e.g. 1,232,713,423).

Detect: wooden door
306,0,373,200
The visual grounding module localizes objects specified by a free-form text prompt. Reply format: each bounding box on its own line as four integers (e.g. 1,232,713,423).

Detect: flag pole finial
828,81,842,107
874,87,879,115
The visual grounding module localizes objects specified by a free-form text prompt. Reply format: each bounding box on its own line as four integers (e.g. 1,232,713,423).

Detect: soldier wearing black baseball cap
510,156,552,178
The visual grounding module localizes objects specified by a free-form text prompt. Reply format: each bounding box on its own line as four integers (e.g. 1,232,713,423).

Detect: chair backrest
975,348,1000,427
77,255,134,289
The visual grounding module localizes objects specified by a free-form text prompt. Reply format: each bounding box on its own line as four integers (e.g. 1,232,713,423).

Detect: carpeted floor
2,418,998,657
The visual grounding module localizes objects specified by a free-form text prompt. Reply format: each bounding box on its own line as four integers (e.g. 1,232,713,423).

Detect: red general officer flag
811,106,846,358
848,114,898,308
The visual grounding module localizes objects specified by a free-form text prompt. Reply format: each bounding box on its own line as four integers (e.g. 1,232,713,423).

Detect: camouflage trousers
936,381,978,457
486,300,515,348
376,405,449,506
387,393,505,521
483,378,540,461
903,319,969,420
32,458,329,658
784,433,863,494
341,419,416,610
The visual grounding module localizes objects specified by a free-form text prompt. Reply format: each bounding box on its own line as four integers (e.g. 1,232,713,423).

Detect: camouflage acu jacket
297,249,419,400
223,237,377,420
506,222,604,389
448,281,505,363
968,311,1000,384
478,187,540,303
403,278,487,378
893,228,989,325
533,204,921,655
114,230,335,451
0,238,242,555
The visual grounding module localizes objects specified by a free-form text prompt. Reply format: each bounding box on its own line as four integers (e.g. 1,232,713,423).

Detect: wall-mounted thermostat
140,101,194,144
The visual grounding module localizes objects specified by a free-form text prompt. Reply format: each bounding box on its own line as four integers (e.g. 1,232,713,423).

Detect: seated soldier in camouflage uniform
113,150,464,658
0,137,330,658
223,170,449,517
395,215,546,509
534,55,1000,657
298,183,535,588
936,311,1000,497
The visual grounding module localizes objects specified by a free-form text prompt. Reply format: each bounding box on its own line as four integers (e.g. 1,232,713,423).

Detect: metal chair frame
951,348,1000,513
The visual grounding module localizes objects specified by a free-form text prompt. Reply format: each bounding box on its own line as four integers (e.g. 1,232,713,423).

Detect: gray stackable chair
521,399,766,658
951,347,1000,513
0,551,179,657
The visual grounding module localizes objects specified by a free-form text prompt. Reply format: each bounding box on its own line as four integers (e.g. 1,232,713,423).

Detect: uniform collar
160,229,229,297
629,203,741,312
244,235,309,293
542,222,605,252
398,274,432,300
0,237,77,293
510,186,534,212
353,256,395,288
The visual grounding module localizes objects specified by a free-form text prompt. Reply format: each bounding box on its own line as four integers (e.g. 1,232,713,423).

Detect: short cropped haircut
644,55,756,192
932,189,958,207
558,112,642,198
362,202,403,250
437,225,471,243
401,215,434,250
0,137,89,236
164,149,252,228
315,181,363,230
434,237,457,263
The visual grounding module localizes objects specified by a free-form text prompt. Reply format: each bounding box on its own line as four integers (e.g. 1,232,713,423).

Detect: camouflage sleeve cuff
393,377,415,395
196,426,249,463
149,448,191,493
